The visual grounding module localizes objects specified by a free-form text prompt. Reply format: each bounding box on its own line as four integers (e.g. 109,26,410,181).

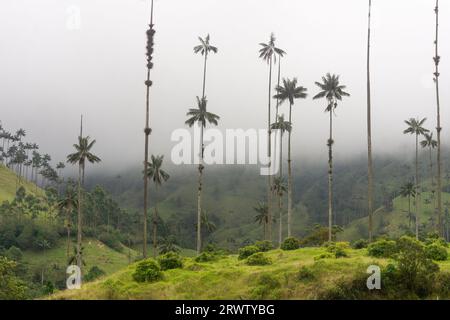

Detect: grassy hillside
50,245,450,300
0,164,43,203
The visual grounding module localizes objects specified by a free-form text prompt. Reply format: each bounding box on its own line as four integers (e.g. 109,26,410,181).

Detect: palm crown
420,132,437,149
259,33,286,63
254,202,269,225
403,118,429,136
400,182,416,198
67,136,101,166
313,73,350,111
185,97,220,128
271,115,291,134
146,155,170,186
271,176,287,196
274,78,308,106
194,34,218,56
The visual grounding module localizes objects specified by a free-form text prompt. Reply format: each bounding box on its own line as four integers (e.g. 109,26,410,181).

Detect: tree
259,33,285,241
421,132,438,222
185,96,220,254
313,73,350,241
274,78,307,237
433,0,443,237
400,182,416,230
67,136,101,269
271,177,287,246
191,34,218,254
195,212,217,249
146,155,170,257
403,118,429,239
142,0,156,258
254,202,269,240
271,115,291,177
57,183,78,259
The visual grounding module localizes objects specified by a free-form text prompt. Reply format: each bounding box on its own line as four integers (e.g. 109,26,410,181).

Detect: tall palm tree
146,155,170,257
259,33,285,241
366,0,375,242
274,78,307,237
400,181,416,230
421,132,438,217
403,118,429,239
67,136,101,269
142,0,155,258
271,115,292,177
195,212,217,249
185,96,220,253
58,183,78,259
433,0,443,237
313,74,350,241
271,177,287,246
254,202,269,240
194,34,218,99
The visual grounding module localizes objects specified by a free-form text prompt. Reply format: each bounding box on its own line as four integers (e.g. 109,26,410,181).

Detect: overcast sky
0,0,449,173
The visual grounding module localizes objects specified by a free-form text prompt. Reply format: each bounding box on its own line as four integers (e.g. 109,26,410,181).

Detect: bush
325,242,349,258
5,246,23,262
351,239,369,249
238,245,260,260
425,243,448,261
84,266,106,282
367,239,397,258
298,266,315,281
158,252,183,270
194,252,216,263
255,240,274,252
281,237,300,251
246,252,272,266
314,253,334,261
251,274,281,299
132,259,162,283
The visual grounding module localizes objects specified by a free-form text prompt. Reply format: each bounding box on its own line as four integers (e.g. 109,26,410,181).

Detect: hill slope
0,164,43,202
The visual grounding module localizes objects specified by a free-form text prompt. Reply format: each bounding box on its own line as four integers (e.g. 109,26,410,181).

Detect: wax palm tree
433,0,443,236
254,202,269,240
421,132,438,218
274,78,307,237
400,181,416,230
58,183,78,259
271,115,291,177
146,154,170,257
67,136,101,269
194,34,218,99
259,33,285,242
313,73,350,241
271,177,287,246
403,117,429,239
185,96,220,254
366,0,375,242
195,212,217,249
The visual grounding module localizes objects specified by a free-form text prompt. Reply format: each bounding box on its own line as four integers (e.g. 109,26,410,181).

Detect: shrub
5,246,23,262
298,266,315,282
351,239,369,249
325,242,349,258
158,252,183,270
367,239,397,258
425,243,448,261
251,274,281,299
132,259,162,283
255,240,274,252
281,237,300,251
194,252,216,263
314,253,334,261
84,266,106,282
246,252,272,266
238,245,260,260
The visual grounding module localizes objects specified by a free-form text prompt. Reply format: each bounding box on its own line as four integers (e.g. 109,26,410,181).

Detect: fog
0,0,449,173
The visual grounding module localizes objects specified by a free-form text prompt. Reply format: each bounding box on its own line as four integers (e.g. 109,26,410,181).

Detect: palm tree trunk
408,195,411,230
67,204,72,259
434,0,443,237
278,192,282,247
415,134,420,240
267,57,273,241
76,164,82,269
202,53,208,99
197,125,204,253
328,108,334,242
287,103,293,238
366,0,374,243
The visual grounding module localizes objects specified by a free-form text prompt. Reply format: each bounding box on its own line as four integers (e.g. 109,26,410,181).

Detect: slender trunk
202,54,208,99
287,103,293,238
278,192,282,247
275,57,282,178
415,134,420,240
434,0,443,237
408,195,412,230
66,204,72,260
76,164,82,269
267,57,273,241
328,107,334,242
367,0,374,243
197,124,204,253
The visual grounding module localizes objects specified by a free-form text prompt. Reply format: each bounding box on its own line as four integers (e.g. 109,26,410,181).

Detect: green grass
0,164,43,203
23,238,140,275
